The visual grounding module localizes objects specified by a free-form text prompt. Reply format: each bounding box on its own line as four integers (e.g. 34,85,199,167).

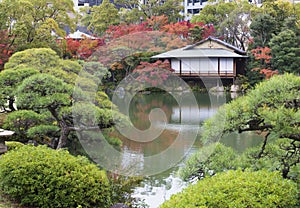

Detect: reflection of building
172,105,218,124
152,36,247,83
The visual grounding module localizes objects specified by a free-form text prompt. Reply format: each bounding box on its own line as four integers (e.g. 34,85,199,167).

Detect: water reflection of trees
112,91,229,156
110,129,179,156
129,92,177,130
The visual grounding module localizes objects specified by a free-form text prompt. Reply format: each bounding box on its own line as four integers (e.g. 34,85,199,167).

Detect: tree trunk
257,132,270,158
48,108,70,149
56,121,70,149
8,97,16,111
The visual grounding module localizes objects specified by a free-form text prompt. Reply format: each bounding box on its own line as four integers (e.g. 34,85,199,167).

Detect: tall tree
269,29,300,74
0,30,15,70
261,0,295,32
191,1,236,29
80,0,120,36
0,0,76,51
250,13,277,47
249,0,299,48
119,8,146,24
1,48,117,149
115,0,184,22
191,0,256,50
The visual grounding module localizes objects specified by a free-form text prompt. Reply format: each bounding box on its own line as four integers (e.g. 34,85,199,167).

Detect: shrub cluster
0,145,112,208
161,170,299,208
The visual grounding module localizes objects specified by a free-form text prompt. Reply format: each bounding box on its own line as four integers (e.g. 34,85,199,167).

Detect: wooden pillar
218,58,220,75
234,58,237,76
179,59,182,76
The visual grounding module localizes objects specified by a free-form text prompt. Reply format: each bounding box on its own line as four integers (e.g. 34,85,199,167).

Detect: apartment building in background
73,0,102,11
183,0,210,20
72,0,300,17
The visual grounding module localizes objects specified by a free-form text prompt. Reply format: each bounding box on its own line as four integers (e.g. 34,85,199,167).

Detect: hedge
161,170,299,208
0,145,112,208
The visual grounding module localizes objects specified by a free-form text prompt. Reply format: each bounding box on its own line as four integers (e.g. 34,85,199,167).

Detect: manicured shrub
0,145,112,208
161,170,299,208
5,141,24,151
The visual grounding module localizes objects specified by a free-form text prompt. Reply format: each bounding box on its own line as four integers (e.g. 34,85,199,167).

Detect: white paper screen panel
190,58,200,73
173,58,225,74
171,59,180,72
220,58,233,73
209,58,218,73
181,58,192,72
199,58,218,73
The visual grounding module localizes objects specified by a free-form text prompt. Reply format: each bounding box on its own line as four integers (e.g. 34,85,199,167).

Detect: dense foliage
0,48,119,149
0,0,75,52
269,29,300,74
178,143,237,181
0,145,111,208
81,0,120,36
179,140,300,184
0,1,299,207
161,170,299,208
201,74,299,178
115,0,184,23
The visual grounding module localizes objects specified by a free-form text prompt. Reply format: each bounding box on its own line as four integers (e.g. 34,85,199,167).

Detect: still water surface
112,91,262,208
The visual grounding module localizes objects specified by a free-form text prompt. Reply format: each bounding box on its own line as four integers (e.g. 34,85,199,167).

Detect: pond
111,91,263,208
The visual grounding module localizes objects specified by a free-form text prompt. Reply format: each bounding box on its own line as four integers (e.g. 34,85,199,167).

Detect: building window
193,9,200,14
188,9,200,14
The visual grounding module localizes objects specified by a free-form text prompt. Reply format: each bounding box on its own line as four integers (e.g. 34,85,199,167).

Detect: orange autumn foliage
251,47,278,79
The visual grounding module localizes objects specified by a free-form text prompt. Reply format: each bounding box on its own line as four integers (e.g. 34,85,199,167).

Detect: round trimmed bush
161,170,299,208
0,145,112,208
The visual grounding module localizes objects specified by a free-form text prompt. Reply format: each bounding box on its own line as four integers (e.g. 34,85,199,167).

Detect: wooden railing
175,71,235,77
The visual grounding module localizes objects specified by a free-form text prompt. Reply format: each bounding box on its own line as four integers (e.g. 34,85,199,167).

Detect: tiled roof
152,36,247,59
186,36,247,55
152,48,247,59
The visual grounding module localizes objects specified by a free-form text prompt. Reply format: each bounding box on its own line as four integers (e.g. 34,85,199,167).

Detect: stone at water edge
230,84,240,92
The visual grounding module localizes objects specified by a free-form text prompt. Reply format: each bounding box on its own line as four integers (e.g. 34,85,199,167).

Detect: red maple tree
91,31,187,68
132,60,174,87
105,22,152,40
147,15,169,30
0,30,15,70
251,47,278,79
161,21,216,42
64,38,105,59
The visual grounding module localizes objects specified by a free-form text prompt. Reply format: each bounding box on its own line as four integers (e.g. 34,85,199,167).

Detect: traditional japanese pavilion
152,36,247,81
